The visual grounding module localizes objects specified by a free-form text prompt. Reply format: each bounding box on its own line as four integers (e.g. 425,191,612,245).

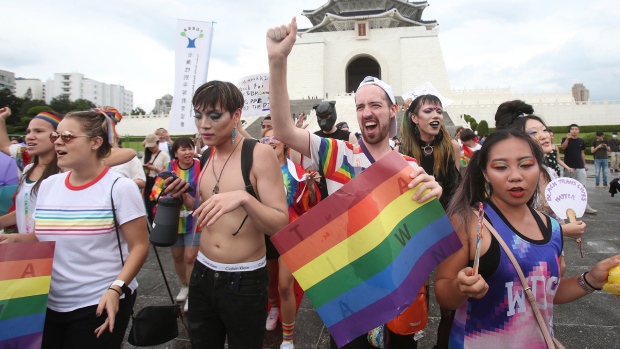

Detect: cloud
2,0,618,111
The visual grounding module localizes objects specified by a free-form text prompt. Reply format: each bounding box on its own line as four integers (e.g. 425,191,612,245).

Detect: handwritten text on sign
238,73,269,118
545,178,587,203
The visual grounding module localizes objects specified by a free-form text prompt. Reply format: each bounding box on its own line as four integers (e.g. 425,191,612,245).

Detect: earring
231,126,237,144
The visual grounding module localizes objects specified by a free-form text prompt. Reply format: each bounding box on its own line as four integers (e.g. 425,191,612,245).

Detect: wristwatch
111,279,129,293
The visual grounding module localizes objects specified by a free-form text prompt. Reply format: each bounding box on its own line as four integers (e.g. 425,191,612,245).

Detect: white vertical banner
237,73,270,118
169,20,214,133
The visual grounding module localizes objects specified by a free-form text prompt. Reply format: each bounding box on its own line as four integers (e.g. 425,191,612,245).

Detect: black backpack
199,139,257,198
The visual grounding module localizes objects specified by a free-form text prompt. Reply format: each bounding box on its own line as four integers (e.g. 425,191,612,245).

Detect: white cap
357,76,397,138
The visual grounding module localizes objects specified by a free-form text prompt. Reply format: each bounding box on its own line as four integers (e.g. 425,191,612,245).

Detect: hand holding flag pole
473,202,484,275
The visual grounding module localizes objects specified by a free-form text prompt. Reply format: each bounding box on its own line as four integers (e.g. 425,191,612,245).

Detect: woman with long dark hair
435,130,619,348
495,101,585,242
400,94,461,348
401,94,460,209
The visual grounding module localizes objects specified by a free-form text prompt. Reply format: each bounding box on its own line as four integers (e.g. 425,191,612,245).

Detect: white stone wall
400,30,452,92
115,114,172,137
288,39,325,99
447,100,620,128
289,26,450,99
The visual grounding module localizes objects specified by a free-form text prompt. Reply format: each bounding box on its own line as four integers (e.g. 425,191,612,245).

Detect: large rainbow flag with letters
0,241,55,348
272,151,461,347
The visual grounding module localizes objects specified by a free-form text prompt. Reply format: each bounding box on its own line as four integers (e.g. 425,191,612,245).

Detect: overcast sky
2,0,618,111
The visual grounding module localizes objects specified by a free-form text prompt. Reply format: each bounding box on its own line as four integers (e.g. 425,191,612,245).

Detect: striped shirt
34,168,145,312
149,159,200,234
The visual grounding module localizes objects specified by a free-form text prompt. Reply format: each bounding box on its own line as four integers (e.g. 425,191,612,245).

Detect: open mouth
429,121,441,129
364,120,379,134
508,187,525,197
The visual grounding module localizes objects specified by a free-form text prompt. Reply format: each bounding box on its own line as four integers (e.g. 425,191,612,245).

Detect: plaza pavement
123,162,620,349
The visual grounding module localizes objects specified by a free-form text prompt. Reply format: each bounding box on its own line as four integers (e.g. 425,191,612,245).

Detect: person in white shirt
0,110,149,349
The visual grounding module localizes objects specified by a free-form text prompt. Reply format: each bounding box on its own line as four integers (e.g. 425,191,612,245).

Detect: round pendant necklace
211,137,243,195
422,142,433,155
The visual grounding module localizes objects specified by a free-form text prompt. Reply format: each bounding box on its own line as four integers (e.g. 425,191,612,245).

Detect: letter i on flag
0,241,55,348
271,151,461,347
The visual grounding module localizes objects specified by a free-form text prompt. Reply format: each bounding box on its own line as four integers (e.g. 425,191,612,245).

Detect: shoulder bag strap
479,216,557,349
111,178,175,305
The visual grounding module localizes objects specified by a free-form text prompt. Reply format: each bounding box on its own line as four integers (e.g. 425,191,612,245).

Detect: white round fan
544,178,587,220
544,178,587,257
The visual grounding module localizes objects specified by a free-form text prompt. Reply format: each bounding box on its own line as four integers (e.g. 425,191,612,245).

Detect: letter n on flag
271,151,461,347
0,241,55,348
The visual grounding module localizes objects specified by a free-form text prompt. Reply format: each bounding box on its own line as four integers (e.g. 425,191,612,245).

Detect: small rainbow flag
0,241,55,348
271,151,461,347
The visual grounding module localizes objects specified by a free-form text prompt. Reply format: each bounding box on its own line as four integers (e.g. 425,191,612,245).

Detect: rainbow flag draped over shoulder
0,241,55,348
271,151,461,347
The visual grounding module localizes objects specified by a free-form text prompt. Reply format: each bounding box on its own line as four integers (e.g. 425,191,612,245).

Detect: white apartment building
153,94,173,115
0,69,16,94
15,78,46,100
46,73,133,115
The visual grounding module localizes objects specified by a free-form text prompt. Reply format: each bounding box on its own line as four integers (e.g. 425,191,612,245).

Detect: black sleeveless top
420,151,460,210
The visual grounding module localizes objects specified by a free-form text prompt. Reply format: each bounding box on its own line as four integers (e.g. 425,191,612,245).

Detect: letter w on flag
271,151,461,347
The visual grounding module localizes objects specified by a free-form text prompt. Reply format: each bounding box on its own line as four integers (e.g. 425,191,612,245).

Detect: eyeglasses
260,136,281,144
49,131,90,143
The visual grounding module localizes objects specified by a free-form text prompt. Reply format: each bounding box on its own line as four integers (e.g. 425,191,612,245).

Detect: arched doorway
346,56,381,93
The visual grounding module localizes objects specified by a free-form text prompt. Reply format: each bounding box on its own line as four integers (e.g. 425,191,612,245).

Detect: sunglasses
260,136,281,144
50,131,90,143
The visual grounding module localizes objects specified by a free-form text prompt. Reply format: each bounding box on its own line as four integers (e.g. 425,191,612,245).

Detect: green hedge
489,124,620,135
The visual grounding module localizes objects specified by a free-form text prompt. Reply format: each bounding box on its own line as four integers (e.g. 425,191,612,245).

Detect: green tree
27,105,54,116
23,87,33,100
71,98,96,111
477,120,489,135
470,121,478,132
49,95,72,114
21,99,48,115
0,89,25,127
131,107,146,115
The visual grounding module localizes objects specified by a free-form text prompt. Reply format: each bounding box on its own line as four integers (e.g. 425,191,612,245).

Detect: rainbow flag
271,151,461,347
0,241,55,348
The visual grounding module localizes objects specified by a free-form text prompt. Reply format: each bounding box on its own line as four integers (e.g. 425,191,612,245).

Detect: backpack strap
241,138,258,199
199,147,213,170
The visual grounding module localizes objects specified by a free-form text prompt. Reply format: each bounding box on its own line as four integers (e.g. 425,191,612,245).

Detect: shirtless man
169,80,288,349
267,18,442,348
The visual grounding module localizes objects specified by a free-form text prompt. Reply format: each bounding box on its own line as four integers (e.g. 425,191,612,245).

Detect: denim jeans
188,260,268,349
594,159,609,185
